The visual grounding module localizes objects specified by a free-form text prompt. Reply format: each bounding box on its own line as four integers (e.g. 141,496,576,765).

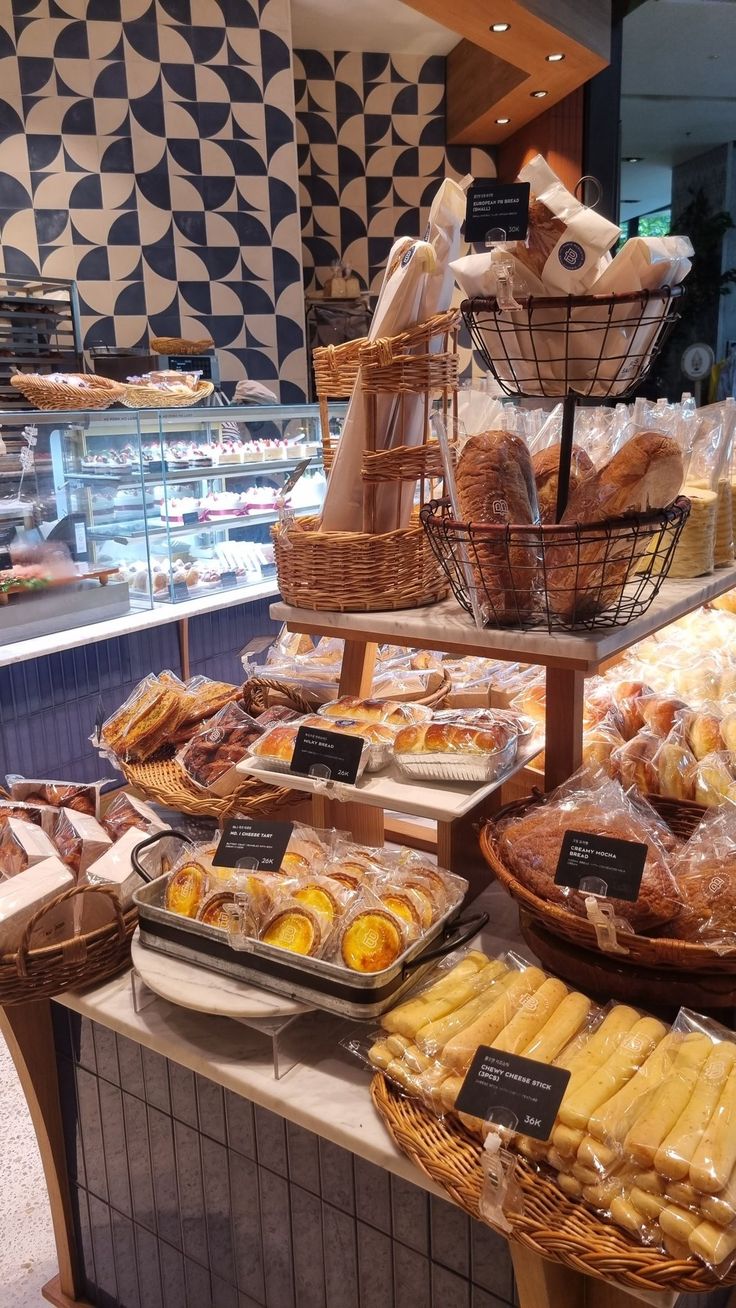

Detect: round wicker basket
10,372,123,411
120,753,293,820
0,884,136,1006
120,379,214,409
273,513,448,612
479,794,734,972
150,336,214,354
371,1074,736,1294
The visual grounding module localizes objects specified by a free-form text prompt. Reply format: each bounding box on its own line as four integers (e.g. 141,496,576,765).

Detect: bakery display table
2,885,719,1308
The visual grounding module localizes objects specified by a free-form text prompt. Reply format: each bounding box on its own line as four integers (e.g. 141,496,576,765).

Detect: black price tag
455,1047,570,1141
290,725,363,784
213,817,294,872
554,829,647,902
220,570,237,588
0,550,11,570
465,181,530,244
171,579,189,602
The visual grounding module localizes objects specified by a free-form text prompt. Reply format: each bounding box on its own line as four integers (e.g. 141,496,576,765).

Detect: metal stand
554,391,578,521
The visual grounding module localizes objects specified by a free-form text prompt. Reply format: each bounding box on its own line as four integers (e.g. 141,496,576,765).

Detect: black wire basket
461,286,685,400
420,496,692,632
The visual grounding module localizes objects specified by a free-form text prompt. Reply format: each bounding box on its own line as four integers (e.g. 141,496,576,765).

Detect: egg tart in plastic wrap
261,903,323,957
339,904,407,973
165,861,208,918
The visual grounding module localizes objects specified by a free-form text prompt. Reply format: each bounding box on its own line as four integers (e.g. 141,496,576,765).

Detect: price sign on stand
554,829,647,902
213,818,294,872
290,725,363,784
456,1047,570,1140
465,182,530,243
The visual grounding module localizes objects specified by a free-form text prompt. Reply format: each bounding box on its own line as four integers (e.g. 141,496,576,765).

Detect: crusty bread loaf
545,433,684,622
455,430,538,623
394,721,515,756
533,445,594,524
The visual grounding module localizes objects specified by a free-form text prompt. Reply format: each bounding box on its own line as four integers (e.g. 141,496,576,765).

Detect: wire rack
461,286,685,400
420,496,691,631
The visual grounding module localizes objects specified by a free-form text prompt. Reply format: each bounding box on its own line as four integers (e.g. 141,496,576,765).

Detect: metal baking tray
132,871,486,1019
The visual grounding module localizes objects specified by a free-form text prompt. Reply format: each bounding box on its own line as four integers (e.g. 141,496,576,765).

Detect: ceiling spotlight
623,156,642,163
490,22,510,32
546,52,565,62
530,90,548,98
495,117,511,125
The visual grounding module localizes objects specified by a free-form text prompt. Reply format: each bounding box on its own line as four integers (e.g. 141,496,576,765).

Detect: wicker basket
121,753,293,819
120,379,214,409
0,884,136,1005
273,512,448,612
313,337,362,471
244,669,452,714
150,336,214,354
479,793,736,971
10,372,123,411
371,1074,736,1294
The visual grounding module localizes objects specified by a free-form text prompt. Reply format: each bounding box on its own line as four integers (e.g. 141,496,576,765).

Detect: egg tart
403,880,438,928
197,891,239,932
325,860,365,891
340,909,404,973
165,862,207,918
280,849,312,877
380,892,422,932
261,906,321,956
293,882,339,927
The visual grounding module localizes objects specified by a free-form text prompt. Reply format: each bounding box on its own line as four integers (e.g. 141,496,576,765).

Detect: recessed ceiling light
490,22,510,32
530,90,548,98
495,117,511,124
623,156,642,163
546,53,565,62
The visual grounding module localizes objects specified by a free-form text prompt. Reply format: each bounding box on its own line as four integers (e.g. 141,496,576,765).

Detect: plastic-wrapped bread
441,967,546,1072
491,977,569,1055
558,1017,668,1130
380,953,497,1037
588,1032,681,1147
393,720,517,783
655,1042,736,1180
689,1065,736,1194
623,1033,713,1168
532,445,594,524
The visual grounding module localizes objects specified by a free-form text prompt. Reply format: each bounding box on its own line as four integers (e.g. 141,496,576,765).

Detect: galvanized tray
133,872,486,1019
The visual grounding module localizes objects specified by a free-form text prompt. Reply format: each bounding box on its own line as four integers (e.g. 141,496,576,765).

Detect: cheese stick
659,1204,700,1242
441,967,546,1072
492,978,569,1055
369,1039,392,1070
690,1064,736,1194
701,1164,736,1226
655,1041,736,1181
631,1170,666,1195
662,1235,691,1260
624,1033,713,1168
547,1147,569,1173
522,992,593,1064
572,1162,600,1188
610,1193,650,1236
559,1017,667,1130
583,1174,629,1210
577,1135,618,1175
666,1181,699,1210
382,953,497,1036
402,1043,435,1073
689,1219,736,1267
630,1187,668,1221
552,1124,585,1158
385,1033,412,1058
557,1172,583,1198
417,967,516,1053
587,1032,680,1146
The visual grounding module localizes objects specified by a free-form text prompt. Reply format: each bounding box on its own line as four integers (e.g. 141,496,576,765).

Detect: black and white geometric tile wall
0,0,308,398
294,50,496,300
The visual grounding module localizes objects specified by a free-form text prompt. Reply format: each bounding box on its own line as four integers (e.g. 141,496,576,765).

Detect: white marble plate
131,931,311,1019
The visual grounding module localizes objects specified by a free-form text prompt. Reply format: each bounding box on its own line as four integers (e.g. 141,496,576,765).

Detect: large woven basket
0,884,136,1005
371,1074,736,1294
10,372,123,411
120,379,214,409
313,336,362,471
121,753,292,819
479,793,736,972
246,669,452,713
273,512,447,612
150,336,214,354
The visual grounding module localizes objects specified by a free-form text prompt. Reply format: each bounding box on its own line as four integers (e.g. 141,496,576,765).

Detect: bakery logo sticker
291,725,364,784
558,241,586,271
456,1047,570,1141
401,245,416,268
555,829,647,903
213,817,294,872
492,497,509,515
709,875,727,895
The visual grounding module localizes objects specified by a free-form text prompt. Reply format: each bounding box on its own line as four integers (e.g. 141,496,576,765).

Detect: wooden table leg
177,616,190,681
0,1000,88,1306
544,667,585,791
338,639,377,697
511,1247,662,1308
437,788,504,899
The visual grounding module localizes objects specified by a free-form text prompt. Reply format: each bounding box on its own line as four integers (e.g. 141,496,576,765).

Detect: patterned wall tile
0,0,307,396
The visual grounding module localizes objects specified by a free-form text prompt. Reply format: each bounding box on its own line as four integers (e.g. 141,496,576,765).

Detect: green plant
671,187,736,318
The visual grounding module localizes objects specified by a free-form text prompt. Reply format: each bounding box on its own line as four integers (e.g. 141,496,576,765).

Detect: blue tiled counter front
0,595,279,784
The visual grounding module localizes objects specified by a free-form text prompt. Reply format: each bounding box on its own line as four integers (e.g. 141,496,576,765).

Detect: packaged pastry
99,671,190,763
650,728,697,802
0,818,59,877
433,706,536,747
177,676,241,731
495,771,680,932
533,445,594,524
370,668,444,702
583,716,626,772
670,806,736,948
101,792,165,840
53,808,112,879
0,800,47,831
338,900,407,973
248,715,393,776
164,858,209,918
694,753,736,807
253,705,301,728
260,902,323,957
393,720,517,783
319,695,432,727
7,777,103,819
0,857,74,952
177,702,262,795
83,827,151,913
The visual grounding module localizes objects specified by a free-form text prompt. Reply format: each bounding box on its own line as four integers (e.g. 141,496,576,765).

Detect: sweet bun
610,733,660,794
638,695,690,739
653,737,696,802
394,722,514,756
685,711,725,761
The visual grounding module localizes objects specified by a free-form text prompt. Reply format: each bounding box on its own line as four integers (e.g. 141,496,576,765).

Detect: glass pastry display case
0,402,344,640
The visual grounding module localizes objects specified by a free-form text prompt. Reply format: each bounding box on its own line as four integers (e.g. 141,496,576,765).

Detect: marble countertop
57,883,525,1197
271,562,736,669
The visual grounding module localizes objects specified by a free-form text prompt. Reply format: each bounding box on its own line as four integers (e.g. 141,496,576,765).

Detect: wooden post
0,1000,88,1306
543,667,585,791
338,639,378,698
177,616,190,681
